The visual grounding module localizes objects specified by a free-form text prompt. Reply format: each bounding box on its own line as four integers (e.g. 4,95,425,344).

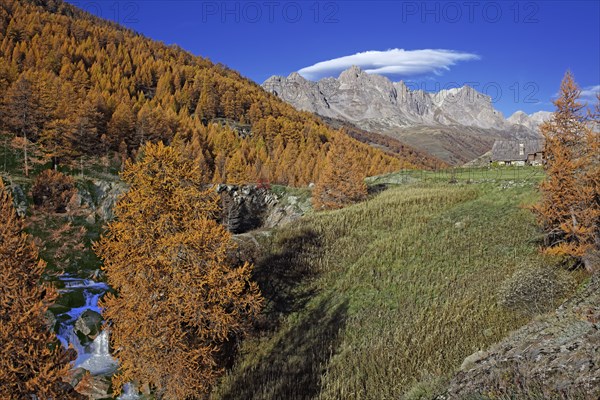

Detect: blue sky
70,0,599,116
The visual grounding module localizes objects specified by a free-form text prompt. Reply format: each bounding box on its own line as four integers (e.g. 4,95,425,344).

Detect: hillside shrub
498,265,575,315
32,170,76,213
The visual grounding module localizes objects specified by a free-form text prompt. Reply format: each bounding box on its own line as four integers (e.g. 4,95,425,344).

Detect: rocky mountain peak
394,80,408,91
507,110,529,124
530,111,553,124
508,110,527,118
261,69,547,155
508,110,552,131
287,71,307,82
339,65,364,81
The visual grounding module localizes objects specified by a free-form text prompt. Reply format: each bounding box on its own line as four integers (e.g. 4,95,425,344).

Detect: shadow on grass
367,183,388,195
253,228,322,326
220,295,348,400
218,228,348,399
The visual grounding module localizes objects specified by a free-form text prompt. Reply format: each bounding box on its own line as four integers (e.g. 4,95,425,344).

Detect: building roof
491,140,544,162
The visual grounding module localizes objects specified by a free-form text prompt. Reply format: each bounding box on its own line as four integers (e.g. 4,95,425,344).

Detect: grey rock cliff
263,67,549,164
217,185,309,234
263,66,541,133
507,110,552,131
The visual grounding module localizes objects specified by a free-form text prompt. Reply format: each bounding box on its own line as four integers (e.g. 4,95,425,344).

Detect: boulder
64,367,87,388
45,310,57,332
10,184,27,217
264,205,303,229
74,310,103,344
460,350,488,371
85,213,96,224
75,373,112,399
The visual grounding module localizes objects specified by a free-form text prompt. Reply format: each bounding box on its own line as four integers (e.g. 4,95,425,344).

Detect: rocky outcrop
445,274,600,399
9,183,27,217
262,193,311,229
70,179,305,234
71,179,128,222
218,184,278,234
2,176,125,221
217,184,310,234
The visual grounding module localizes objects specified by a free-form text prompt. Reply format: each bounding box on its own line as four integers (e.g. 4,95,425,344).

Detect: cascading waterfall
78,330,118,375
54,274,140,398
118,383,141,400
93,329,110,356
55,278,106,363
55,276,117,373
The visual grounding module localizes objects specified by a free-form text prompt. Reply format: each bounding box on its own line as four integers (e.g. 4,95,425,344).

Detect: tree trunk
23,131,28,177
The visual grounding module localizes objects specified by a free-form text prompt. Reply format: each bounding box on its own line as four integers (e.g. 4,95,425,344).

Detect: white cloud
581,84,600,100
297,48,480,80
554,85,600,104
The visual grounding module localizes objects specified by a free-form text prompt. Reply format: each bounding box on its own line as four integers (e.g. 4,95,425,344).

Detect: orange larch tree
4,76,40,176
312,139,369,210
95,142,262,398
581,94,600,268
535,72,600,269
0,179,79,399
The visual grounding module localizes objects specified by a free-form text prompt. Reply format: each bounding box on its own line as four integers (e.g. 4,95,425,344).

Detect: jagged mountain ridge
263,66,547,132
263,66,550,164
507,110,553,132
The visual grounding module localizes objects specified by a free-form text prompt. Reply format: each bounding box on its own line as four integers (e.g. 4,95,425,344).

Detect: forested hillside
0,0,434,186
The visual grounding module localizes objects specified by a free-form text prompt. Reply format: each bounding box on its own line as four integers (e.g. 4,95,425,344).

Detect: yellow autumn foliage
535,72,600,268
0,179,79,398
95,142,262,398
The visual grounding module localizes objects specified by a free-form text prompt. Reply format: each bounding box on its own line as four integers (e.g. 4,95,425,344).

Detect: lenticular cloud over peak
297,48,480,80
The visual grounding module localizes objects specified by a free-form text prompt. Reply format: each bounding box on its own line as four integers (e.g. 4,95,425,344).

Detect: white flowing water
118,383,141,400
77,330,118,375
54,275,140,398
55,276,117,373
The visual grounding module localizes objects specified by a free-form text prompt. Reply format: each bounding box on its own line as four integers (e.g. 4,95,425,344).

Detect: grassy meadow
213,168,559,399
1,135,568,400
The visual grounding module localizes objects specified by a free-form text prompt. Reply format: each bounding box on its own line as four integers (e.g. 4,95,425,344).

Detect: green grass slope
213,170,553,399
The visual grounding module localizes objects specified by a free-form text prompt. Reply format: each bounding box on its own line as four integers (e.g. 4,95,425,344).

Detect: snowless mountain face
507,110,552,131
263,66,547,135
263,66,552,164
